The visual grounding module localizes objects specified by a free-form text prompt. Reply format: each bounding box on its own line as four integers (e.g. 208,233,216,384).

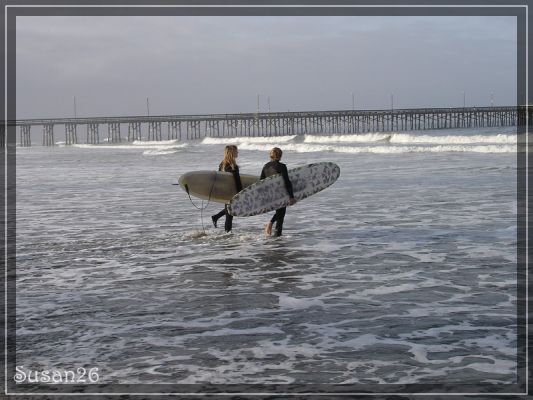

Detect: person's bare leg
264,222,273,236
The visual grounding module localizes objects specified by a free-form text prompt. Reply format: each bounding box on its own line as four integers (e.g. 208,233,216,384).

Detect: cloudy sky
15,15,516,119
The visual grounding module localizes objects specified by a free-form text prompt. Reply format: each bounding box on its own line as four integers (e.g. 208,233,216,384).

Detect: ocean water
15,126,519,388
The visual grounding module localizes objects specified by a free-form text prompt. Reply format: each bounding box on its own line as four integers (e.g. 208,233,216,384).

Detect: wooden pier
6,106,530,147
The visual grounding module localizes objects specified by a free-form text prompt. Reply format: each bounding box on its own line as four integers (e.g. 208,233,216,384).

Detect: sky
15,15,517,119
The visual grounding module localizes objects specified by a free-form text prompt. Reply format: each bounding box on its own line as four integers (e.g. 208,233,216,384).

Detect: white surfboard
227,162,340,217
178,171,259,204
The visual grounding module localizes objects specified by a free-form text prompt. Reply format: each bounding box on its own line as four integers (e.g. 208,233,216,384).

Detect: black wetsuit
261,160,294,236
212,163,242,232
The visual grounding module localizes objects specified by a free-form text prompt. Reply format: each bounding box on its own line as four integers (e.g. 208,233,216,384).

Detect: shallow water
15,126,518,386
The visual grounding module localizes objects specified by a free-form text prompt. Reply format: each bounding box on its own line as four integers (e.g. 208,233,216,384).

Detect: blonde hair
221,145,238,169
270,147,282,161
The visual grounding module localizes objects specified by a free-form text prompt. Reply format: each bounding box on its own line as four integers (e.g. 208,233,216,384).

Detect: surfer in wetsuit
261,147,296,237
211,145,242,232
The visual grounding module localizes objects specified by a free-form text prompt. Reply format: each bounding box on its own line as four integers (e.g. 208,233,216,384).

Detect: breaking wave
49,129,519,154
71,142,189,156
302,132,517,145
199,130,519,153
202,135,297,145
237,142,517,154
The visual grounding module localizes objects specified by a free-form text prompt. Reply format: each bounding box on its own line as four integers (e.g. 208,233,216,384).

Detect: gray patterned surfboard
227,162,340,217
178,171,259,204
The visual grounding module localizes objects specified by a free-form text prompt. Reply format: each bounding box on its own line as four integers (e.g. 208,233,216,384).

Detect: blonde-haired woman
211,145,242,232
261,147,296,237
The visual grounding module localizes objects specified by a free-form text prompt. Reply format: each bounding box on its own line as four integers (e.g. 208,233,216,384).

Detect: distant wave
132,139,181,146
349,144,518,154
303,133,392,143
198,130,518,154
200,130,517,149
72,142,188,150
143,148,182,156
303,133,517,145
202,135,297,145
52,131,519,155
238,142,518,154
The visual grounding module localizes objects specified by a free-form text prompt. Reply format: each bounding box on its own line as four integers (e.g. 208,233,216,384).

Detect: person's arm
232,165,243,192
260,167,266,180
281,164,295,200
224,164,243,192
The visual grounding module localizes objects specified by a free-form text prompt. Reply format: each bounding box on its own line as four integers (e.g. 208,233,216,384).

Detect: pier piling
43,124,54,146
20,125,31,147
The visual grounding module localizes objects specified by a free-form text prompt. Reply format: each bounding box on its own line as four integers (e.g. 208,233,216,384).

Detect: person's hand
289,197,296,206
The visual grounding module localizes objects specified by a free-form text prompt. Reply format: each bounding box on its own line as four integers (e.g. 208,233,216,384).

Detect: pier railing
3,105,530,147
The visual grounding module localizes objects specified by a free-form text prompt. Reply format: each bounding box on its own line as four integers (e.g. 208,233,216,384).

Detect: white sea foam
202,135,297,145
278,293,325,310
238,142,517,154
360,283,420,296
72,143,188,151
238,142,331,153
389,133,516,144
132,139,181,146
303,132,517,145
303,133,391,143
54,131,519,155
142,148,181,156
456,359,516,374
